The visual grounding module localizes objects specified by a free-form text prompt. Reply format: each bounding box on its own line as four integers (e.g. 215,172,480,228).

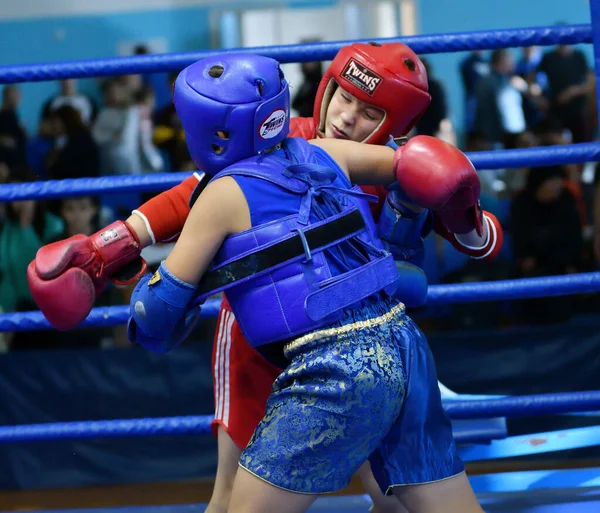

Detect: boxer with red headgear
313,42,430,144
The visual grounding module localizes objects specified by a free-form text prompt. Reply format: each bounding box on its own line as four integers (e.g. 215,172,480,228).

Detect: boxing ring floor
3,467,599,513
8,489,600,513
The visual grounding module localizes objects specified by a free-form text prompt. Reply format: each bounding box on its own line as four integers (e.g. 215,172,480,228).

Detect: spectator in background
510,165,584,323
0,167,64,316
92,79,141,176
120,48,145,100
514,46,549,131
535,32,593,146
26,112,54,180
55,196,100,238
516,46,545,84
0,160,9,184
415,58,450,139
291,38,323,118
134,44,173,114
10,195,111,350
459,50,489,133
0,85,27,168
474,48,526,150
45,105,100,180
135,86,164,174
532,115,566,147
153,72,194,172
465,130,507,199
42,79,98,127
533,117,587,225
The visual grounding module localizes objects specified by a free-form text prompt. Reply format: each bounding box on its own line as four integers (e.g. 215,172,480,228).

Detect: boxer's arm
434,210,503,261
128,177,246,350
309,139,396,185
130,173,204,245
29,173,207,330
165,177,248,285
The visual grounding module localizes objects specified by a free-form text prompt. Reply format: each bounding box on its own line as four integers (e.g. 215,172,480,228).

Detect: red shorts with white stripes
211,296,283,449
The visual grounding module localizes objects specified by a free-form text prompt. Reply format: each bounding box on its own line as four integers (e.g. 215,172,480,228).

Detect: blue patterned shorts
239,298,463,494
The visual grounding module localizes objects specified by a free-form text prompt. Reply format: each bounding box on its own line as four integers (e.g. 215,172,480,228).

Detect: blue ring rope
2,272,598,332
1,391,598,444
443,392,600,419
423,271,600,304
0,24,590,84
0,143,598,202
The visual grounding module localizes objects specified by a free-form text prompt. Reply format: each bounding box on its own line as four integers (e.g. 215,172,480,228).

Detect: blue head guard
174,53,290,175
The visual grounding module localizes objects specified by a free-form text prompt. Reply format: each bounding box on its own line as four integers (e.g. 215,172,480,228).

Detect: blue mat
7,492,600,513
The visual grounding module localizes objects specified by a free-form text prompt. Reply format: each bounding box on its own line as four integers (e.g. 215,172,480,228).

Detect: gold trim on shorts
238,462,343,495
284,301,406,355
385,469,466,495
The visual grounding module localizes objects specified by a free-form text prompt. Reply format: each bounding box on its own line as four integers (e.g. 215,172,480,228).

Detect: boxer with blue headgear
126,53,483,513
175,54,290,176
127,53,294,351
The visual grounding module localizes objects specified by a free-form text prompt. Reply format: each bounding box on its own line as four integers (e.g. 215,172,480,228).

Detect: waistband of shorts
284,300,406,357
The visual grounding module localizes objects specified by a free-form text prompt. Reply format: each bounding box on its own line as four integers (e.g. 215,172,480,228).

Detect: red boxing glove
27,221,146,330
393,136,483,236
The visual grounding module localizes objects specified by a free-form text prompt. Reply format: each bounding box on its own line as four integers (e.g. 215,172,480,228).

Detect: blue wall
0,7,211,134
418,0,594,141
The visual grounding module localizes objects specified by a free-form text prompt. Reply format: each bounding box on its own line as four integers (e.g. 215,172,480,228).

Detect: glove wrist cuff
91,220,143,273
436,201,483,236
154,261,196,309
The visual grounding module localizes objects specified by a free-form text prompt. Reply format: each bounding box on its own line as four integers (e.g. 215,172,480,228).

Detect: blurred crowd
0,39,598,351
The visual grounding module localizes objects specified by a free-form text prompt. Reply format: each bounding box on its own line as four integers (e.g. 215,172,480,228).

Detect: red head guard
313,42,431,145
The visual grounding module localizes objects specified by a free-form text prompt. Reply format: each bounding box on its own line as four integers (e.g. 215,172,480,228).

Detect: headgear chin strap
313,42,431,145
174,53,290,176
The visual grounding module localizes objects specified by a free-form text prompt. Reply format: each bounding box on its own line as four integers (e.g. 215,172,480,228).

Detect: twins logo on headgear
341,59,383,96
313,42,431,145
259,109,287,140
174,53,290,176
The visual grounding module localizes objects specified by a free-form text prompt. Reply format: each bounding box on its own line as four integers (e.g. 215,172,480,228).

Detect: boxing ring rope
1,272,599,332
1,391,599,445
1,20,599,469
0,24,591,84
1,142,600,201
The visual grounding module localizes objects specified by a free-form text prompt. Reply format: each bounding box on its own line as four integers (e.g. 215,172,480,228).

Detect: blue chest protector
128,138,428,354
192,138,405,348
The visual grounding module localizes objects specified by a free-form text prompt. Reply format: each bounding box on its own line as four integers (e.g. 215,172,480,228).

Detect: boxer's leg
209,299,283,512
206,426,242,513
357,462,408,513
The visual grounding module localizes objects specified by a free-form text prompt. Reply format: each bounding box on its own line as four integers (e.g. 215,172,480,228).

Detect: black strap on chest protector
196,209,365,296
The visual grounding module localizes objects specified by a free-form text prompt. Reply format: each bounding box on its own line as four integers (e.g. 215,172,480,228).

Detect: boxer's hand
27,220,146,330
377,190,433,268
393,136,483,236
128,307,202,354
127,262,197,353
